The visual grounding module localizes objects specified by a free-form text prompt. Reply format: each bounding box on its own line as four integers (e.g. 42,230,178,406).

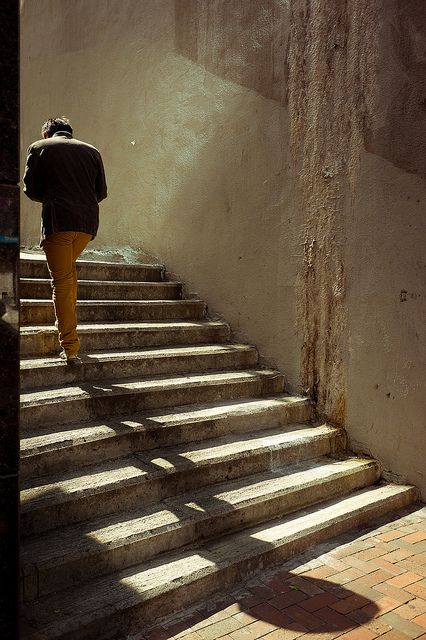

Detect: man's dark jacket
23,131,107,244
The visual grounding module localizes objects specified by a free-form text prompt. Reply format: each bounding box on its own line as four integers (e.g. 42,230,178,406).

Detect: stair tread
20,253,164,269
21,319,228,334
20,423,339,505
20,299,196,305
20,343,256,370
21,456,377,567
20,394,310,453
20,277,180,286
22,484,415,638
21,368,283,407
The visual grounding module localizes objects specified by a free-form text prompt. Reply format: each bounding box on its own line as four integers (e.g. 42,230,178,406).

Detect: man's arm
95,154,107,202
23,145,44,202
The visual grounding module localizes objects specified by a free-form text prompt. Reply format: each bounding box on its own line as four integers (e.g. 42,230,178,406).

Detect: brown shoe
59,351,82,365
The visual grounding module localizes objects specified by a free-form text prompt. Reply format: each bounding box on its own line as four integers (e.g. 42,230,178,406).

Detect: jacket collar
52,131,73,138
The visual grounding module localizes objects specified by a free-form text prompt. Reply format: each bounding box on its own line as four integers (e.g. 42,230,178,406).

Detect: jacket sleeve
95,153,107,202
23,145,44,202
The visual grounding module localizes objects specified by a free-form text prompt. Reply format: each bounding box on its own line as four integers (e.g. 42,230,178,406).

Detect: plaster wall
21,1,426,496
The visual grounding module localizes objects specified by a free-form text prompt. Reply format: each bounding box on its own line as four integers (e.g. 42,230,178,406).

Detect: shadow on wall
174,0,288,104
365,0,426,178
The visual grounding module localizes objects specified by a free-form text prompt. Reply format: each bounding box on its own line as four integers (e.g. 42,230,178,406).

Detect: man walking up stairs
19,252,417,639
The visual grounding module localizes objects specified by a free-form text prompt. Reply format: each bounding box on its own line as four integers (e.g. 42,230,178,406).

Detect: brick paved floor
133,503,426,640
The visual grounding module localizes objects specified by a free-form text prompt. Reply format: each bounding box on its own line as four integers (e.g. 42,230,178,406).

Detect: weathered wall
21,0,426,497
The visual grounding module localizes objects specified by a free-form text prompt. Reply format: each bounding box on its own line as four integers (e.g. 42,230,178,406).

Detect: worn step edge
19,258,165,283
20,369,285,429
20,423,345,536
20,299,207,325
20,320,230,356
20,395,313,479
20,484,417,640
20,456,380,601
20,279,182,301
20,344,258,391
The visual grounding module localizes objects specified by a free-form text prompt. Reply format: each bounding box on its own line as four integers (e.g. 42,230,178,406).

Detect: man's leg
71,232,92,323
42,232,91,357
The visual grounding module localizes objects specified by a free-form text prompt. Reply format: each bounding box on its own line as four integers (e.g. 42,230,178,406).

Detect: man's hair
41,117,73,138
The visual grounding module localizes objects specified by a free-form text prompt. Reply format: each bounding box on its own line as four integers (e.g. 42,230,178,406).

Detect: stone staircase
19,253,417,640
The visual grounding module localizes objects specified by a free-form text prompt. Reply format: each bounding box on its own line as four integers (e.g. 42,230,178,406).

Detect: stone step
20,423,345,536
20,320,230,356
20,343,259,390
20,484,417,640
20,456,380,602
20,256,165,282
20,299,206,325
20,278,182,300
20,369,285,430
20,395,313,479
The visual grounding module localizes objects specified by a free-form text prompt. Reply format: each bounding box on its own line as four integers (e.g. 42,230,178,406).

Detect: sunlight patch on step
85,510,181,544
118,553,216,589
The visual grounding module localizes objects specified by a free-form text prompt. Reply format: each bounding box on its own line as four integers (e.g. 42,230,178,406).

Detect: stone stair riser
21,401,313,480
21,348,259,391
21,430,346,536
22,461,380,601
20,260,165,282
21,376,285,430
20,300,206,325
20,280,182,301
20,324,230,357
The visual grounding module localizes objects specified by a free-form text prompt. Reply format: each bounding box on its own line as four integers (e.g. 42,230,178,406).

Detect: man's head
41,117,73,139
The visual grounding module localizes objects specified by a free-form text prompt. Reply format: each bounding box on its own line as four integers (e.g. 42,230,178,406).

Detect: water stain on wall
286,0,379,424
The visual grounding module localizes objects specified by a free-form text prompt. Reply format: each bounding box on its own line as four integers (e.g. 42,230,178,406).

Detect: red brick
354,547,389,562
328,568,364,585
406,582,426,600
336,627,377,640
249,603,293,628
343,556,382,575
283,604,325,630
300,566,337,579
236,594,265,610
316,606,356,632
372,558,405,575
177,634,203,640
331,595,371,614
378,531,408,542
198,617,242,640
380,549,415,563
268,591,307,610
376,631,415,640
264,576,291,594
299,592,339,612
374,582,413,604
249,585,278,601
323,557,351,572
412,613,426,629
348,610,393,636
283,576,325,596
403,531,426,544
360,596,400,617
387,572,423,588
394,598,426,620
355,569,392,587
233,612,257,626
262,624,308,640
411,552,426,566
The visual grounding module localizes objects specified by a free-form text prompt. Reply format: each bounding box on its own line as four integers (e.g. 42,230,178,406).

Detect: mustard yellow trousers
42,231,92,357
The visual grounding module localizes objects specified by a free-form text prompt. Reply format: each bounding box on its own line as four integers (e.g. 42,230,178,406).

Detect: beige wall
21,1,426,496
